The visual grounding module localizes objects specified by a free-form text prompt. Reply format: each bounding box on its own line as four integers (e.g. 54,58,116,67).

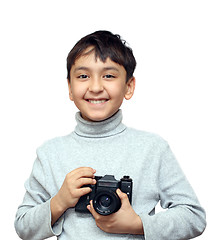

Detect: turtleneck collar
74,110,126,138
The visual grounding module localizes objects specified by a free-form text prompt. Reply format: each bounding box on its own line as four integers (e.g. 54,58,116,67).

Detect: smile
87,99,108,104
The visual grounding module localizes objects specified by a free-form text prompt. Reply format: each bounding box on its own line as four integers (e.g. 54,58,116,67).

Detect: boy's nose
88,78,104,93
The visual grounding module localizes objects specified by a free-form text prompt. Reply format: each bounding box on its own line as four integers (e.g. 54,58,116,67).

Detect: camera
75,175,133,216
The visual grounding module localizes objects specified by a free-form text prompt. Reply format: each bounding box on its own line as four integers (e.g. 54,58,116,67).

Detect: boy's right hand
51,167,96,225
57,167,96,209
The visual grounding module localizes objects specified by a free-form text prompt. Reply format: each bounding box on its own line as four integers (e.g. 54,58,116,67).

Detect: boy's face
68,49,135,122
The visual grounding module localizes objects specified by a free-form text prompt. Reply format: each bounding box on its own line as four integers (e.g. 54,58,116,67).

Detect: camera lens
93,190,121,216
98,195,111,208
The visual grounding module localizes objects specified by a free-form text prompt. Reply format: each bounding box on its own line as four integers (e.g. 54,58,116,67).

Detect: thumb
116,189,130,207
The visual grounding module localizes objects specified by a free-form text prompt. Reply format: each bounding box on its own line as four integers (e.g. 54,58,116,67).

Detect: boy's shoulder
36,133,72,154
126,126,169,148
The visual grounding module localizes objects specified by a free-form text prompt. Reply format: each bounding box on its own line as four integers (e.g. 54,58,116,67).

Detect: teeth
89,100,107,104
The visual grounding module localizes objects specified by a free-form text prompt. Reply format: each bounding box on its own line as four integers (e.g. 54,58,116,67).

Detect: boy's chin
81,111,117,122
82,115,108,122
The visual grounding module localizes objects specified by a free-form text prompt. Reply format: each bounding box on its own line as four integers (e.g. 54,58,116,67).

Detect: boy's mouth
86,99,109,104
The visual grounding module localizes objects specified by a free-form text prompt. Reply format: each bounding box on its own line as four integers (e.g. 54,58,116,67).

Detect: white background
0,0,217,239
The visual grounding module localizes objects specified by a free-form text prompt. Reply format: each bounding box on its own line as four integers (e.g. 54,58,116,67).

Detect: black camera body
75,175,133,216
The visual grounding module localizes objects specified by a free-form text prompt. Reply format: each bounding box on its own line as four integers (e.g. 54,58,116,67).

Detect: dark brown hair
67,30,136,82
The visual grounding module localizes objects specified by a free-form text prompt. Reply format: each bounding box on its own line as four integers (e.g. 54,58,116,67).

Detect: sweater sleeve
14,148,64,240
140,144,206,240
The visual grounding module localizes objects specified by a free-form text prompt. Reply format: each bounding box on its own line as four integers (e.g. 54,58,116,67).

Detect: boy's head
67,30,136,122
67,30,136,83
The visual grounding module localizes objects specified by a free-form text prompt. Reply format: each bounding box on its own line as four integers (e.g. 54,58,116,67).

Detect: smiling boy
15,30,206,240
67,47,135,122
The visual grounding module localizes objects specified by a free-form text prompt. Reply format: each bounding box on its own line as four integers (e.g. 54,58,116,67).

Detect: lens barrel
93,190,121,216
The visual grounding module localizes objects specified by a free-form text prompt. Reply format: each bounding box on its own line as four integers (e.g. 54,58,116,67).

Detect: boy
15,30,206,240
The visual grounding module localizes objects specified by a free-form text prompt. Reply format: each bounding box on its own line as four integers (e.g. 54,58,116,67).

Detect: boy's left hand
87,189,144,235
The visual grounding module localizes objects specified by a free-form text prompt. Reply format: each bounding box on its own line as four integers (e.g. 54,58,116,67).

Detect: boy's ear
124,77,135,100
68,79,74,101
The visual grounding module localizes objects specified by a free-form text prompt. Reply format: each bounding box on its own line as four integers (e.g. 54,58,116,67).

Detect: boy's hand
56,167,96,209
51,167,96,225
87,189,144,235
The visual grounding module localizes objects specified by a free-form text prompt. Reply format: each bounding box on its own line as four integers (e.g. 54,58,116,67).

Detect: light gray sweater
15,110,206,240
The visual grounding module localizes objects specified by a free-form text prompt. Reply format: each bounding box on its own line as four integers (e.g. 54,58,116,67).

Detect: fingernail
116,188,121,194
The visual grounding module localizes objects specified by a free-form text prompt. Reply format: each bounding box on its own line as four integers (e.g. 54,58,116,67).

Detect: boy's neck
74,109,126,138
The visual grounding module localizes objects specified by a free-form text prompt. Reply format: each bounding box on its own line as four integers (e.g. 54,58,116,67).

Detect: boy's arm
15,143,96,240
14,155,61,240
50,167,96,226
88,144,206,239
140,144,206,239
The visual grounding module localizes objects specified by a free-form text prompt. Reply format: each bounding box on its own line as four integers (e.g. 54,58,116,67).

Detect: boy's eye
78,74,89,79
103,74,115,79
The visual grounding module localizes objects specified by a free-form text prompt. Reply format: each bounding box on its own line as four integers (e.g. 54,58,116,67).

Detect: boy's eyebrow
73,67,89,72
102,67,120,72
73,66,120,73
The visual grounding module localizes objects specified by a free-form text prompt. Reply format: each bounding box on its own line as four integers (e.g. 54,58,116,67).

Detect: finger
75,177,96,188
71,187,92,200
73,186,92,198
116,189,130,207
72,167,96,180
67,168,96,182
77,167,96,174
87,200,98,218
